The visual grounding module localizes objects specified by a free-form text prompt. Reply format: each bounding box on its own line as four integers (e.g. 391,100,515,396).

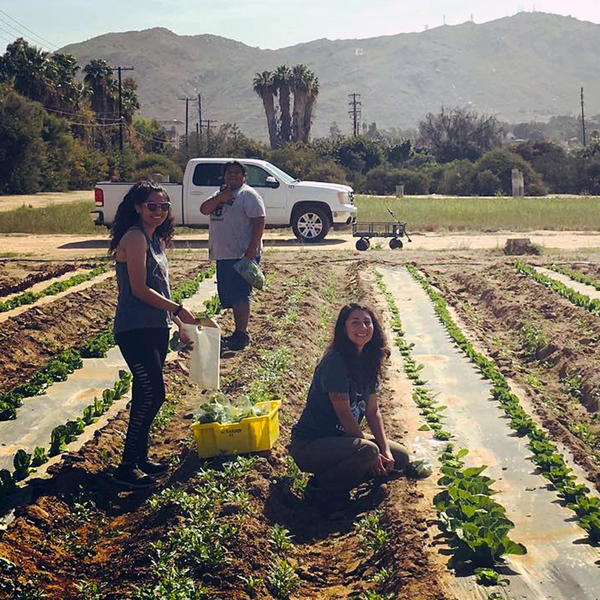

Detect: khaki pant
289,435,409,494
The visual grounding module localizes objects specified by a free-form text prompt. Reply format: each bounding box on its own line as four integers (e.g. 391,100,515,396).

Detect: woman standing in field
289,303,411,511
109,181,196,489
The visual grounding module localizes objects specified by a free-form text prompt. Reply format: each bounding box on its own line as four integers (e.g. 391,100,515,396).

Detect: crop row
548,264,600,292
0,263,75,297
515,260,600,316
375,271,525,575
0,331,114,421
0,266,216,422
0,263,218,495
408,264,600,543
0,370,132,502
0,264,110,312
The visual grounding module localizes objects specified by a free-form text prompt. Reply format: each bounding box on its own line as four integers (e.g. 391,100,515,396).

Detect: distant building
158,119,185,147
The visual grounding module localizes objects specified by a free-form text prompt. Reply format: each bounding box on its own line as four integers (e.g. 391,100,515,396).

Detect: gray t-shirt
207,183,266,260
291,350,377,439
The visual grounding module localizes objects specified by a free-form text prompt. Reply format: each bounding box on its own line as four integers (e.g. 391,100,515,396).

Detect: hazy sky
0,0,598,52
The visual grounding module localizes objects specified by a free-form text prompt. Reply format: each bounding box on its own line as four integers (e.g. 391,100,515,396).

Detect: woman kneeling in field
289,303,411,511
109,181,197,489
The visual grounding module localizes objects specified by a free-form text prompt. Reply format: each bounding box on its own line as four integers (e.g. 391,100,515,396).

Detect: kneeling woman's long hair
109,181,175,254
327,303,390,388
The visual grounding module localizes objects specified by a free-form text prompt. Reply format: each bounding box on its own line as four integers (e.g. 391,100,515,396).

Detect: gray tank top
113,226,171,333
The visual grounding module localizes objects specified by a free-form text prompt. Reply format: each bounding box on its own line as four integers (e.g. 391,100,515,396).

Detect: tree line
1,37,599,196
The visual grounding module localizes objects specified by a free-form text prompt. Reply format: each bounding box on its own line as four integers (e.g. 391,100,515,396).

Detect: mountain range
61,12,600,141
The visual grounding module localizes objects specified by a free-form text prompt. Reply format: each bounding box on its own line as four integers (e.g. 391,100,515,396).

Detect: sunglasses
144,201,171,212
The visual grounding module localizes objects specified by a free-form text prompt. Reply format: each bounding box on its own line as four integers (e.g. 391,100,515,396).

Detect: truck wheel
389,238,403,249
355,238,370,251
292,206,330,243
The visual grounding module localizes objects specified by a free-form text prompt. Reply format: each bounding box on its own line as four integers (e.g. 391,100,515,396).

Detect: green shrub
133,154,184,183
475,149,548,196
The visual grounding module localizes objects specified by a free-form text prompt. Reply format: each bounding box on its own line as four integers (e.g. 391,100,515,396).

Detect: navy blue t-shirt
292,349,377,439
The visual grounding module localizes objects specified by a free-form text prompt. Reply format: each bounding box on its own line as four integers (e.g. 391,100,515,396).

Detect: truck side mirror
265,176,280,189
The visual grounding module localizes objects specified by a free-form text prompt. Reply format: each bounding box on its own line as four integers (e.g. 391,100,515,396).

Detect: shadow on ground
59,237,347,250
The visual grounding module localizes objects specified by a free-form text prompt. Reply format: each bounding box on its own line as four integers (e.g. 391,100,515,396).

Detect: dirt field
0,191,92,213
2,238,600,599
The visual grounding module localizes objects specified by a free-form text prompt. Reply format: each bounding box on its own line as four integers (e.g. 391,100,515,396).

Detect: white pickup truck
93,158,357,243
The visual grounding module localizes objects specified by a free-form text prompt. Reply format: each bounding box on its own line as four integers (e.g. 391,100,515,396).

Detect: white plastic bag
408,437,433,478
182,318,221,390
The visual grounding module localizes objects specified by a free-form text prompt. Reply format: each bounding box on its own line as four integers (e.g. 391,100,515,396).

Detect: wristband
173,304,183,317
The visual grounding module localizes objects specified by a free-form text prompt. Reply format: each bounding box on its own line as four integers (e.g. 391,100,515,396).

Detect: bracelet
173,304,183,317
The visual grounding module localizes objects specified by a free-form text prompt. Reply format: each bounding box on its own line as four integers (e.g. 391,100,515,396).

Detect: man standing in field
200,161,265,351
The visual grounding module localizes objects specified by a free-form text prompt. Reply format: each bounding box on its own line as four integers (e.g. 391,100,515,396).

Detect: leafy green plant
367,566,395,586
561,373,583,400
0,469,16,498
281,455,308,495
269,524,293,554
474,567,500,585
266,557,301,599
519,321,548,359
31,446,48,467
74,580,105,600
358,592,393,600
238,574,263,598
13,449,32,481
356,510,388,553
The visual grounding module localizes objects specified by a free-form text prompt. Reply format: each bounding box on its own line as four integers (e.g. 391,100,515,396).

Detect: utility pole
197,94,202,142
179,96,198,150
201,119,217,147
110,66,134,154
201,119,218,154
348,93,361,137
581,87,587,147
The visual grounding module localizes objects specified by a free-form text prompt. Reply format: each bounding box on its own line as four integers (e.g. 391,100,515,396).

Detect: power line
42,105,120,122
125,123,169,146
0,9,59,51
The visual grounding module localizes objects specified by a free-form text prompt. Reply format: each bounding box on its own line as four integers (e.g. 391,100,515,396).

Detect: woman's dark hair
108,181,175,254
327,303,390,387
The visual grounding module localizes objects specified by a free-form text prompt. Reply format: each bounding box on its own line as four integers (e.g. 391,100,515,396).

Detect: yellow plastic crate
192,401,280,458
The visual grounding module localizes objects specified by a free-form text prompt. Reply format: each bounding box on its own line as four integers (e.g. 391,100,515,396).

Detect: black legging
115,327,169,464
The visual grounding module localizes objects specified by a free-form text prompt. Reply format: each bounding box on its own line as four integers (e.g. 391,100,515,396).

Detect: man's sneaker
138,459,169,475
227,330,250,351
113,464,154,489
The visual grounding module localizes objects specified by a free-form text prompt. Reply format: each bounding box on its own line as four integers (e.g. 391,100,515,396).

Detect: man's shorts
216,257,260,309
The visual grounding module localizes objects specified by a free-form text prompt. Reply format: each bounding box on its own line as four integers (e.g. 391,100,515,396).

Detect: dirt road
2,229,600,259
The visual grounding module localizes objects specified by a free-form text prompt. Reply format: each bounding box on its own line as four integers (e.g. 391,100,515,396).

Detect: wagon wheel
355,238,370,251
389,238,403,250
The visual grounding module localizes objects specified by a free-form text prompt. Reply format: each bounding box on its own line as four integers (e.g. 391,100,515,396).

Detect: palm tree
291,64,310,142
83,59,117,118
302,75,319,142
0,38,51,104
253,70,278,149
273,65,292,143
46,53,82,111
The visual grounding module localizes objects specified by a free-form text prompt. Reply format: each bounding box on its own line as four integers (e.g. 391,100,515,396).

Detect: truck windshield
267,164,297,184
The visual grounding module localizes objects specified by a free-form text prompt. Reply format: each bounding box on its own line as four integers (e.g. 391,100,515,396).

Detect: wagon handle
386,206,412,242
